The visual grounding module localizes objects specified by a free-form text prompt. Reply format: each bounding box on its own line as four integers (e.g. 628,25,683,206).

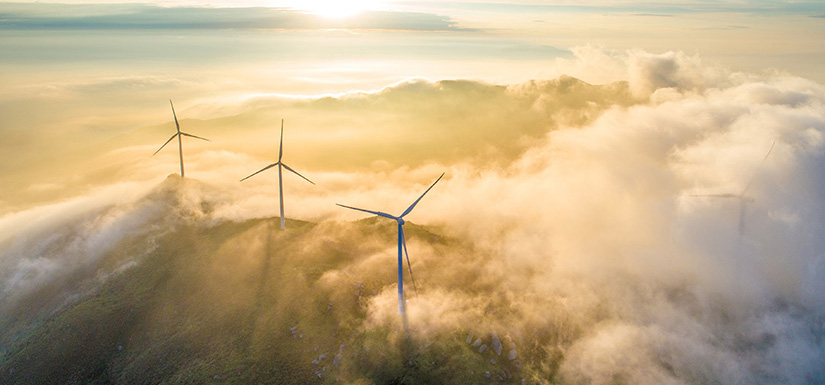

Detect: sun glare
291,0,382,19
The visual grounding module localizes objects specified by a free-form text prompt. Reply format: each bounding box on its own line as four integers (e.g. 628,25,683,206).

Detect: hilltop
0,175,531,385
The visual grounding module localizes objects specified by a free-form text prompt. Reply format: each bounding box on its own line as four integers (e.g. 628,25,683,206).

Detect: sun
289,0,382,19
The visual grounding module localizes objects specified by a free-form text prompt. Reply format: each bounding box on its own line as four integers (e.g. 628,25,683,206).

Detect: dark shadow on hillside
240,220,273,354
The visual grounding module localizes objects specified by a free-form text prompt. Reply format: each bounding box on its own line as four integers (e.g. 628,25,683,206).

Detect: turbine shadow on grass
240,221,275,355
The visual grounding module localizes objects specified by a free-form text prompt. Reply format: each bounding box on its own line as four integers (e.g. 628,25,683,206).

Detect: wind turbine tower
241,119,314,230
337,172,444,321
691,140,776,235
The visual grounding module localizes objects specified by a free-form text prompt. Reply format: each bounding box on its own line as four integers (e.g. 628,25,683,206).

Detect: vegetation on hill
0,176,549,384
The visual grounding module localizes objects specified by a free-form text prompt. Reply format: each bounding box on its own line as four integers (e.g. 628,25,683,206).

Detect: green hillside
0,176,539,384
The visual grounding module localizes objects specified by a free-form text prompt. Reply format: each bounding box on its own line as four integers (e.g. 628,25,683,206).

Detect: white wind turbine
241,119,314,230
691,140,776,235
336,172,444,320
153,100,210,178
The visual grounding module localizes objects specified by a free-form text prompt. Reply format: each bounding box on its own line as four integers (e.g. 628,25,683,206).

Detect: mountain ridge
0,175,514,385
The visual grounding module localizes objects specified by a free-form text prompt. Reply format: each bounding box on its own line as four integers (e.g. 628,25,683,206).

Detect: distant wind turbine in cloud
153,100,210,178
337,172,445,328
691,140,776,235
241,119,314,230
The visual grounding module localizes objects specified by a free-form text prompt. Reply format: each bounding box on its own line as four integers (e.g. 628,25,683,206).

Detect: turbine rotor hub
397,218,405,225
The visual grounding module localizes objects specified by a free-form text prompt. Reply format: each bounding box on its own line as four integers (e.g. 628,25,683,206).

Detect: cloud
328,51,825,382
543,47,729,100
0,3,466,31
64,76,192,95
0,181,159,308
216,49,825,382
0,72,629,213
409,1,825,15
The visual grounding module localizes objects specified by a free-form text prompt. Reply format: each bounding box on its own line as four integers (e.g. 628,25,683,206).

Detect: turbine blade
281,163,315,185
742,140,776,195
153,133,179,156
170,100,180,133
400,172,445,218
335,204,398,220
401,227,418,295
180,132,210,141
240,162,279,182
279,119,284,162
761,140,776,165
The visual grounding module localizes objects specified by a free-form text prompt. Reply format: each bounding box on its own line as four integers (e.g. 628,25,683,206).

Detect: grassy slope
0,195,534,385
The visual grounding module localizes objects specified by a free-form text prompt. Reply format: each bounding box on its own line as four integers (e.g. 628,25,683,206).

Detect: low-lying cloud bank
1,49,825,383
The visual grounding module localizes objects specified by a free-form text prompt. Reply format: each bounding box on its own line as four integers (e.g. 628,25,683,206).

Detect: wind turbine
690,140,776,235
336,172,444,320
153,100,210,178
241,119,314,230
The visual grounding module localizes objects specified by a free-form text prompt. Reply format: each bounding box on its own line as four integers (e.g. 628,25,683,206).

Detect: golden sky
1,0,824,210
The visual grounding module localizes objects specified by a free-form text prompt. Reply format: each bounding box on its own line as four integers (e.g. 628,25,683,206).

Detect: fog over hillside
2,51,825,384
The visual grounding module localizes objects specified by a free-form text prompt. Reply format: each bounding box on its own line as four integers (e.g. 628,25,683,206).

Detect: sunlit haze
284,0,385,18
2,1,825,383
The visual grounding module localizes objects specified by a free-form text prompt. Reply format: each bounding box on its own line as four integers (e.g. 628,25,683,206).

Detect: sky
2,1,825,383
1,0,824,211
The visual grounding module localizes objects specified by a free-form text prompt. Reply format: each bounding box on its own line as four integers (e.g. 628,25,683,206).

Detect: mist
2,49,825,383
